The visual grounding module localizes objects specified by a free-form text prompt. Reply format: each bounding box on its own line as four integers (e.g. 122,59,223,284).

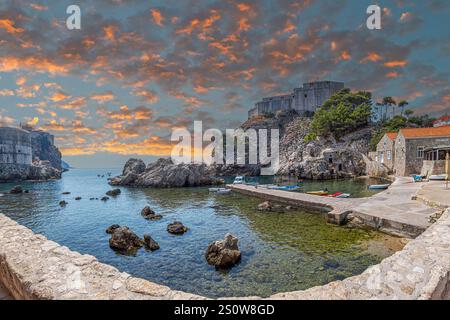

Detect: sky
0,0,449,168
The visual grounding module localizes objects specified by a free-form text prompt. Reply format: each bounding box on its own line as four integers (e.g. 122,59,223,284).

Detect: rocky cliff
30,131,62,170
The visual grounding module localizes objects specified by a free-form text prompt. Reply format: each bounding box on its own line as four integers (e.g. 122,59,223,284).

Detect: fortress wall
0,127,32,165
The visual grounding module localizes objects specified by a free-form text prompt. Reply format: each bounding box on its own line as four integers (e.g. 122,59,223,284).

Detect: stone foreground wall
0,214,205,300
1,210,450,300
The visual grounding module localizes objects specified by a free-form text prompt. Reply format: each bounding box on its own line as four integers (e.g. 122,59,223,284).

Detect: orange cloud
339,51,351,61
386,72,398,78
151,9,164,26
0,89,14,96
0,56,68,74
384,60,408,68
103,25,117,42
0,19,24,34
237,3,251,12
360,52,382,63
49,91,70,102
90,91,115,103
30,3,48,11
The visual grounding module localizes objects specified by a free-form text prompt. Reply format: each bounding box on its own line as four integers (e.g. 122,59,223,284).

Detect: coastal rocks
122,158,146,176
110,158,224,188
364,155,389,178
141,206,162,220
10,186,23,194
28,160,62,181
205,234,241,268
59,200,68,207
106,189,121,197
143,234,160,251
257,201,271,211
62,192,71,195
75,197,82,200
106,224,121,234
108,226,144,253
101,196,109,201
167,221,188,235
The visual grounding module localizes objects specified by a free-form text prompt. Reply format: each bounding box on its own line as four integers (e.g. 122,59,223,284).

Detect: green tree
306,89,373,141
404,109,414,119
398,100,409,116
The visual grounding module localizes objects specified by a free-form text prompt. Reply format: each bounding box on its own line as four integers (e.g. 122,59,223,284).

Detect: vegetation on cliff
305,89,372,142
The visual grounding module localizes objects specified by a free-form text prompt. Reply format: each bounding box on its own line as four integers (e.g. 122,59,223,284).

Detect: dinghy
368,184,390,190
268,185,301,191
233,176,245,184
306,190,328,196
216,188,231,194
429,174,446,181
208,188,221,192
335,193,351,198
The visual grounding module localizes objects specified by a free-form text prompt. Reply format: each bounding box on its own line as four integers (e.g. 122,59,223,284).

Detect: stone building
0,127,33,166
374,132,397,171
375,126,450,176
248,81,344,118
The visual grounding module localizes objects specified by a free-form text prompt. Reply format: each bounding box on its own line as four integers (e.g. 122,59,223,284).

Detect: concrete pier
228,177,439,238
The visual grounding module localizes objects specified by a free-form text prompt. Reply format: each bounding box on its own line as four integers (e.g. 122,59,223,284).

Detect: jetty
228,177,441,238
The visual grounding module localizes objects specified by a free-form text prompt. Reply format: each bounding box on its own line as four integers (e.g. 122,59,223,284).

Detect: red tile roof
399,126,450,139
386,132,398,141
433,114,450,123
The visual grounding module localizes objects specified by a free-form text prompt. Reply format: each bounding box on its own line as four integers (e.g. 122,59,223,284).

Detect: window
417,146,424,159
387,150,391,160
380,151,384,163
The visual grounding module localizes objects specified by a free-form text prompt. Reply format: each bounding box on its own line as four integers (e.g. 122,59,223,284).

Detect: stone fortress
0,125,62,181
248,81,345,119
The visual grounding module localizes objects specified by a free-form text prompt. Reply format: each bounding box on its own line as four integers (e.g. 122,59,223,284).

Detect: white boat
429,174,447,181
208,188,221,192
216,188,231,194
335,193,351,198
368,184,390,190
233,176,245,184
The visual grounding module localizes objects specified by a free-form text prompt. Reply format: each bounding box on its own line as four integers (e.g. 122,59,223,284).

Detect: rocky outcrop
110,158,224,188
106,189,121,197
167,221,188,235
30,130,62,170
141,206,162,220
364,155,389,178
143,234,160,251
106,224,120,234
108,227,144,253
205,234,241,268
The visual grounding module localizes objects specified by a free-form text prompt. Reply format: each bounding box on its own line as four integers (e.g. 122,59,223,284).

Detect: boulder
106,188,121,197
205,234,241,268
59,200,68,207
143,234,160,251
257,201,271,211
62,192,71,195
101,196,109,201
28,160,62,180
10,186,23,194
141,206,163,220
75,196,82,200
108,226,144,252
167,221,188,235
106,224,121,234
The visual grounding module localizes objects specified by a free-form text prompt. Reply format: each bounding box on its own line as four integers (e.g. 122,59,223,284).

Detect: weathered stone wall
1,208,449,300
0,214,205,300
376,134,395,171
0,127,32,165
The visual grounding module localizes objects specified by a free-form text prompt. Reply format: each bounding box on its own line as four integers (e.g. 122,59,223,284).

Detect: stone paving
416,180,450,209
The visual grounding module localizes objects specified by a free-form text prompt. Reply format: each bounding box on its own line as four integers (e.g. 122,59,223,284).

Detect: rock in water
108,226,144,252
106,188,121,197
59,200,68,207
141,206,163,220
143,234,160,251
257,201,272,211
75,196,82,200
167,221,188,235
106,224,121,234
205,234,241,268
10,186,23,194
110,158,224,188
62,192,71,195
122,158,146,176
101,196,109,201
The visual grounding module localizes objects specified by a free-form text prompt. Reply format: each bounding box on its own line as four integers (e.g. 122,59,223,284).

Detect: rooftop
386,132,398,141
399,126,450,139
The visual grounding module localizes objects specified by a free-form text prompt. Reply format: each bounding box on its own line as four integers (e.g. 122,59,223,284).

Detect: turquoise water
0,169,400,298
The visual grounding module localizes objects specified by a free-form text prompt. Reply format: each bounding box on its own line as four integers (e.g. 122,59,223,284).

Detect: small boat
208,188,221,192
268,185,301,191
368,184,390,190
233,176,245,184
306,190,328,196
429,174,446,181
216,188,231,194
335,193,351,198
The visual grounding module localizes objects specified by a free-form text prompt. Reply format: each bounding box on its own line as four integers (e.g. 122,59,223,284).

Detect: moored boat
368,184,390,190
268,185,301,191
216,188,231,194
306,190,328,196
233,176,245,184
429,174,446,181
